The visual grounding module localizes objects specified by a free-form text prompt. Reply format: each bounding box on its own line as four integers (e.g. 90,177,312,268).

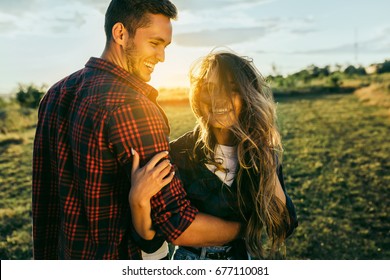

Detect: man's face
124,14,172,82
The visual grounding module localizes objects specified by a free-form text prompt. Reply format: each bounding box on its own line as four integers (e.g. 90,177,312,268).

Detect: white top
141,241,169,260
205,144,238,186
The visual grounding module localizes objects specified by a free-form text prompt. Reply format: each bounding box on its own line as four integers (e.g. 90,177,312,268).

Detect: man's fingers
131,148,140,174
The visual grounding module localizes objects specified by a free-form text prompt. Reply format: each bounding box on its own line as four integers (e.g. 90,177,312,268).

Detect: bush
15,84,46,109
377,60,390,74
329,74,343,88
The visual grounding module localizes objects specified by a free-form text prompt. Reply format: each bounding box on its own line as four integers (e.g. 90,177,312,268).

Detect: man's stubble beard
123,40,137,75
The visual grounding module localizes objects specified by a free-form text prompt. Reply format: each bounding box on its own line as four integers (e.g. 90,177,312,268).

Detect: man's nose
156,48,165,62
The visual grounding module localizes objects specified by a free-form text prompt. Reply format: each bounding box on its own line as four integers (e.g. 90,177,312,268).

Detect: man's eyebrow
150,36,171,46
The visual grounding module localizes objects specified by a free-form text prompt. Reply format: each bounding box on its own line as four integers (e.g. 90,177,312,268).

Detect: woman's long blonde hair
189,50,291,258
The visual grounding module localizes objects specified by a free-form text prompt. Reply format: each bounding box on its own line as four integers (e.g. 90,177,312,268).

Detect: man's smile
144,61,155,72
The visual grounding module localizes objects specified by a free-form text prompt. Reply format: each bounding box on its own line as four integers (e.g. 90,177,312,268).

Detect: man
32,0,240,259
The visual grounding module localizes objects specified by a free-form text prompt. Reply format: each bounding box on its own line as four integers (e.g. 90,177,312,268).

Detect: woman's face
198,68,243,129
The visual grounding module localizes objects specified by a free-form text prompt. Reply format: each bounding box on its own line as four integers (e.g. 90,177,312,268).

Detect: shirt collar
85,57,158,100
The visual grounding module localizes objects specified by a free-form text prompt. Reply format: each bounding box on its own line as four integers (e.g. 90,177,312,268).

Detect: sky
0,0,389,95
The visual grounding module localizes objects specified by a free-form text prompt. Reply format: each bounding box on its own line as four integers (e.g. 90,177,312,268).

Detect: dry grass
355,81,390,117
157,87,190,106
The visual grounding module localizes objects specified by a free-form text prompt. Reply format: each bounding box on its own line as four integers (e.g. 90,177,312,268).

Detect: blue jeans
172,246,247,260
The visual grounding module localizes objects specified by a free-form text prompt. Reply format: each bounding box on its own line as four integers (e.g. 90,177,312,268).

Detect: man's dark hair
104,0,177,41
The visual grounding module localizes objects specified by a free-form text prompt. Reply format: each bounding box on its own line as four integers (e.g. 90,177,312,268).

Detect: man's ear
112,22,127,46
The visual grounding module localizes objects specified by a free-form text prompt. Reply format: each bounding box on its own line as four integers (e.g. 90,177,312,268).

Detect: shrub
329,74,343,88
15,84,47,109
377,60,390,74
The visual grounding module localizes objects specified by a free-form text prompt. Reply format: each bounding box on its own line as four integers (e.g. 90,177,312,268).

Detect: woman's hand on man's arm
129,149,174,240
129,149,243,246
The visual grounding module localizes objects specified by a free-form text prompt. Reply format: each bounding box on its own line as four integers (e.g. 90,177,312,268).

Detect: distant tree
319,65,331,77
292,69,311,84
267,75,285,88
329,74,343,88
307,64,320,78
357,66,367,75
15,84,47,109
344,65,356,75
377,60,390,73
344,65,366,76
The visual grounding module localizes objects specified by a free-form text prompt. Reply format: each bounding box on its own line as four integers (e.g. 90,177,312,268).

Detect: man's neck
101,44,129,71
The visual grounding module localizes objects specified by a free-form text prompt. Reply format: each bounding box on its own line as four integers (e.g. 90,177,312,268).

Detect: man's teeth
144,62,154,70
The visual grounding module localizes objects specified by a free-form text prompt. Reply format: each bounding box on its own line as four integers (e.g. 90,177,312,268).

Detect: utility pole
354,28,358,65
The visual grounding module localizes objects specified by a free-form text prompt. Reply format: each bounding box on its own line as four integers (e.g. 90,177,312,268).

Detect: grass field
0,91,389,259
276,93,389,259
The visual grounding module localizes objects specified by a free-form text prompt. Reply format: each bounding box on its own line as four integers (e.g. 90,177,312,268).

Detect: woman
130,50,298,259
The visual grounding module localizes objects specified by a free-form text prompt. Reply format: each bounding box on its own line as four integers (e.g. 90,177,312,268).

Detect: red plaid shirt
32,57,198,259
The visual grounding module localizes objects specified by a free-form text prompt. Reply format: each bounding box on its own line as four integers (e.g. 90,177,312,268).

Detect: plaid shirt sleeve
107,96,198,242
32,93,60,259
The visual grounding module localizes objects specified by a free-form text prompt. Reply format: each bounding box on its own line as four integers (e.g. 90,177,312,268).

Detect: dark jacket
170,130,298,234
136,129,298,253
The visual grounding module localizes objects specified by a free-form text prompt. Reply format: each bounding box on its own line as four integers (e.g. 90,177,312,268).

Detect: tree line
1,60,389,110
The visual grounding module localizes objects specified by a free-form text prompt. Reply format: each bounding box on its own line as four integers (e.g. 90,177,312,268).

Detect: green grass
161,104,197,140
0,129,35,259
276,93,389,259
163,93,390,259
0,92,389,259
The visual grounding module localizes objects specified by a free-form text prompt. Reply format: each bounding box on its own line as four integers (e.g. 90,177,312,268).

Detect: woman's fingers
131,149,170,176
130,150,174,199
158,162,172,179
131,148,140,174
160,171,175,187
145,151,169,170
154,159,171,175
149,161,173,190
